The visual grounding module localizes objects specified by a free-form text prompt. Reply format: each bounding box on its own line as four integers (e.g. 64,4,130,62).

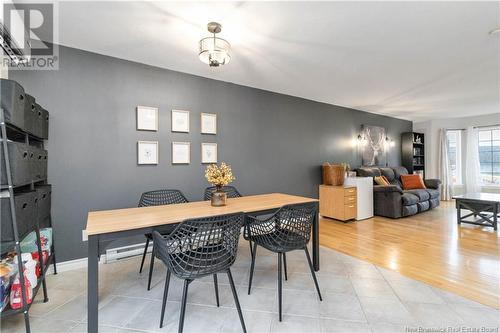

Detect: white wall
413,113,500,195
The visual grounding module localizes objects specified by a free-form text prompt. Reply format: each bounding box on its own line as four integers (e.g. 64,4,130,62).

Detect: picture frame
172,141,190,164
201,143,218,164
136,106,158,131
201,113,217,134
137,141,158,165
171,110,190,133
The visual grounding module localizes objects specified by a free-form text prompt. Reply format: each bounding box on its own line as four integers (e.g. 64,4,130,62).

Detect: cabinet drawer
345,204,357,220
344,187,356,196
344,196,356,204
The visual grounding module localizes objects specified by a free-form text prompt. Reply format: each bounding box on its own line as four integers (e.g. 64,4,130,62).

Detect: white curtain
465,126,481,193
438,129,451,200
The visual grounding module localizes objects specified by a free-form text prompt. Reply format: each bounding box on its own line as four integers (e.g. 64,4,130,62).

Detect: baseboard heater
104,242,152,263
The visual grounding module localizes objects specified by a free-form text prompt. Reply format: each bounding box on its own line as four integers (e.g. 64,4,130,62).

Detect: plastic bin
0,79,25,130
0,141,31,186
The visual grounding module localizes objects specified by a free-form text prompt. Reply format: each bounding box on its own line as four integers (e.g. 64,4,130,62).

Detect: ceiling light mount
199,22,231,67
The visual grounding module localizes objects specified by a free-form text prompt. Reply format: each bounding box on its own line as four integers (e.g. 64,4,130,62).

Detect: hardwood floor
319,201,500,309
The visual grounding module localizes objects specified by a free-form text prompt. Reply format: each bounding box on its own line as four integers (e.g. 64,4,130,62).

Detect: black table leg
457,203,462,226
313,202,320,271
88,235,99,333
494,204,498,231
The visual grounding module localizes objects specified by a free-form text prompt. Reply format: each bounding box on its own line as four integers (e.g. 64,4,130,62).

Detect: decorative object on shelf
201,143,217,164
201,113,217,134
322,162,345,186
136,106,158,131
137,141,158,165
341,162,351,178
199,22,231,67
360,125,387,166
204,162,235,206
171,141,190,164
171,110,190,133
402,132,425,177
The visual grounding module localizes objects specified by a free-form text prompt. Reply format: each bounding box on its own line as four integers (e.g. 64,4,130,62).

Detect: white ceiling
52,1,500,121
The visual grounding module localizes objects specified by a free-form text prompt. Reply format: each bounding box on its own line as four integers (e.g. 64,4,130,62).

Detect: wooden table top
85,193,318,236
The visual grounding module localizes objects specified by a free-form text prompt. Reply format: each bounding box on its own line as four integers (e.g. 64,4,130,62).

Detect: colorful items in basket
9,274,33,309
20,228,53,254
9,253,37,309
0,261,17,312
31,250,49,277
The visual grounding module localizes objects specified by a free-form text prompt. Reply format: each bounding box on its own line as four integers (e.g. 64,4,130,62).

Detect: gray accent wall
11,46,412,261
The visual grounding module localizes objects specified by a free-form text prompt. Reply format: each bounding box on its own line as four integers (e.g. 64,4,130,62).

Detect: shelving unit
401,132,425,177
1,93,56,332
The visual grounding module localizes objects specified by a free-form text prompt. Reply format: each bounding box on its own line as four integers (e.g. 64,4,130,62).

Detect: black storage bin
0,79,25,130
35,184,51,222
24,94,36,135
29,146,47,180
0,140,31,186
39,216,51,228
1,190,37,242
41,108,49,139
33,103,44,138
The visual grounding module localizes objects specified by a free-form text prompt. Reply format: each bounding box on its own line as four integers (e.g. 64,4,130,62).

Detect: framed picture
172,142,190,164
136,106,158,131
201,113,217,134
201,143,217,164
137,141,158,165
171,110,190,133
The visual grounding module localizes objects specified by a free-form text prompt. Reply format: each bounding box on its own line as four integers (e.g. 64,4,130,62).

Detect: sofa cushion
405,189,430,201
426,189,440,199
429,197,440,209
392,166,409,179
357,167,381,179
380,168,396,183
401,193,419,206
417,201,430,212
402,204,418,217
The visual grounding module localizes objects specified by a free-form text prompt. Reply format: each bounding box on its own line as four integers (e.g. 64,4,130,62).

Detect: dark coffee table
453,193,500,230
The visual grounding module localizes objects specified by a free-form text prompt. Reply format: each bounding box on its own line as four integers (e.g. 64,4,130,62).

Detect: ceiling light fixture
199,22,231,67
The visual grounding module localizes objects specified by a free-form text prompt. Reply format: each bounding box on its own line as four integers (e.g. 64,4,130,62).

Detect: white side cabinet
343,177,373,220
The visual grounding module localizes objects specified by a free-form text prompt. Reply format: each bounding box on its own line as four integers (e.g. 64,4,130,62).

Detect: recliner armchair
357,166,441,218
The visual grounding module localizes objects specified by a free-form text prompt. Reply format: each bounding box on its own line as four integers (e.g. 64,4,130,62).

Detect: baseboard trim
47,241,148,274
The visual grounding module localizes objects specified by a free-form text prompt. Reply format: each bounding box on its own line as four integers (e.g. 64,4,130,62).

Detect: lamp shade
199,36,231,67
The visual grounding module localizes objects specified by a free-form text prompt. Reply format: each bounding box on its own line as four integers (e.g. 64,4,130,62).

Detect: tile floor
2,243,499,333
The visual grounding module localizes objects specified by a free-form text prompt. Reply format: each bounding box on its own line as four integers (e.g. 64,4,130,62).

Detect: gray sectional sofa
356,166,441,218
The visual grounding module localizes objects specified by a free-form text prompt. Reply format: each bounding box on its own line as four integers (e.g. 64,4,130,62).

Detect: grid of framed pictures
135,107,218,165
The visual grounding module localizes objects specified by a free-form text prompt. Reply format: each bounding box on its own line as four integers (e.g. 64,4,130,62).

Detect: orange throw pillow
401,174,426,190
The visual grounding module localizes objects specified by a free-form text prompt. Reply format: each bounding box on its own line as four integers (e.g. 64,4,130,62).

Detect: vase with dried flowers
204,162,235,206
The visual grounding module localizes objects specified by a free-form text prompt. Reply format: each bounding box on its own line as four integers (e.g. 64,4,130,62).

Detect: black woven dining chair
203,185,242,201
204,185,255,258
137,189,188,290
246,202,322,321
152,212,247,333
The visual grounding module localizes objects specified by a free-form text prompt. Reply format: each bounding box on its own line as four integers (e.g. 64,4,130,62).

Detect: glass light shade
199,36,231,67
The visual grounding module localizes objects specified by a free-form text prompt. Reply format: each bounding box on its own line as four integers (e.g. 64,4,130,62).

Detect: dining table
84,193,320,333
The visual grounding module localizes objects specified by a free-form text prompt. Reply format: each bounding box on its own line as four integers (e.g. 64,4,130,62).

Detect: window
478,128,500,185
446,130,462,185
